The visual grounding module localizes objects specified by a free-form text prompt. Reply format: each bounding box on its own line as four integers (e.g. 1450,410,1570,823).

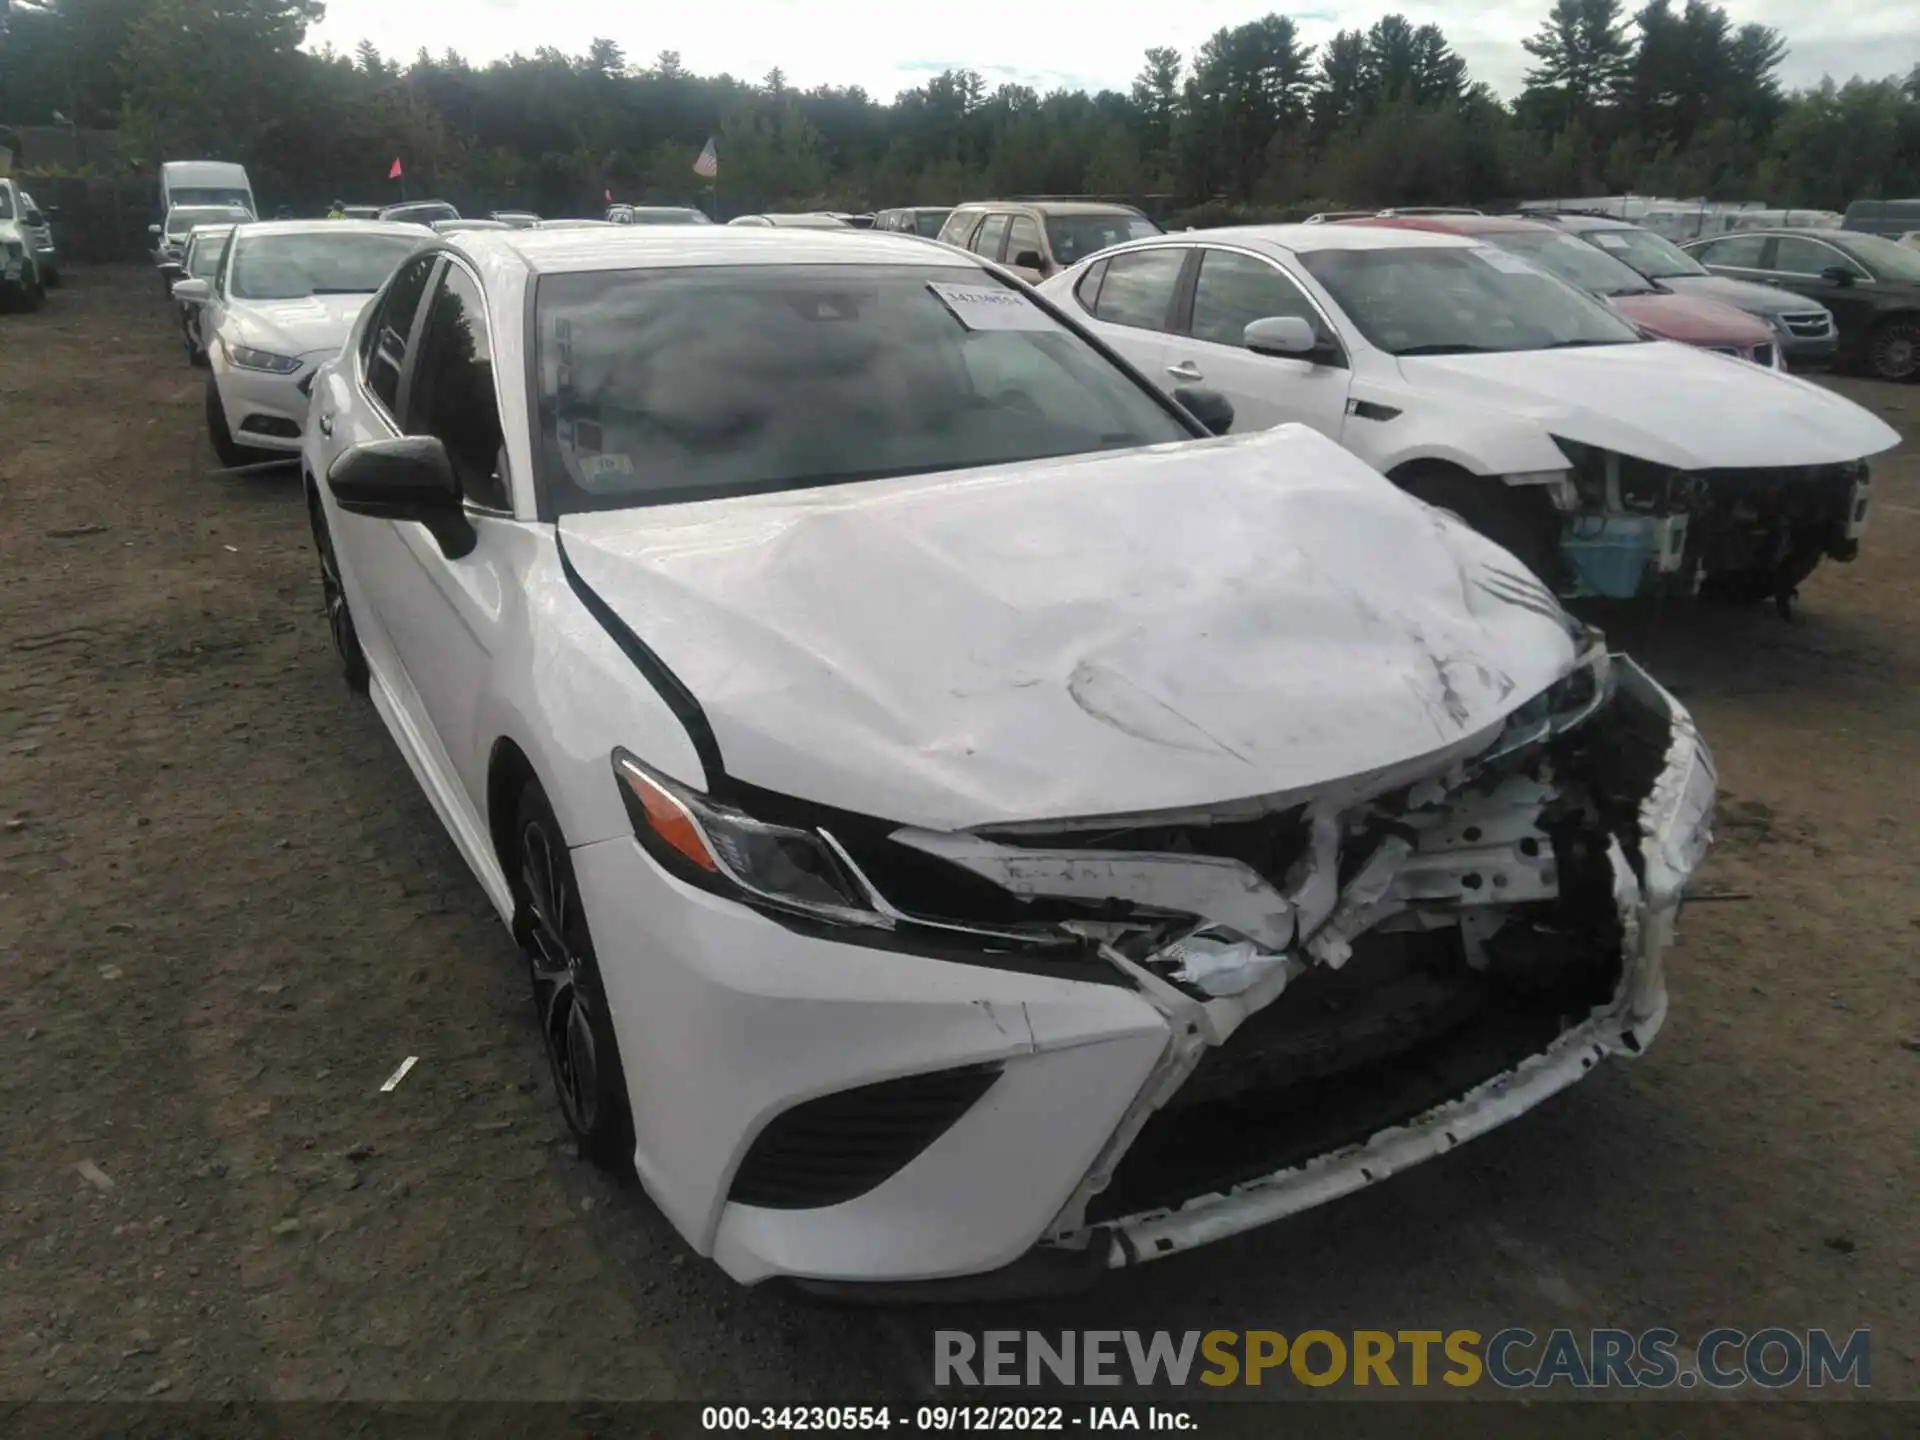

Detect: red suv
1349,214,1782,369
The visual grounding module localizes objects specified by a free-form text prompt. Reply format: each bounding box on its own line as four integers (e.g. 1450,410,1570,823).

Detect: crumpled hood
230,293,375,359
1661,273,1833,320
559,426,1582,832
1611,290,1771,346
1398,342,1899,471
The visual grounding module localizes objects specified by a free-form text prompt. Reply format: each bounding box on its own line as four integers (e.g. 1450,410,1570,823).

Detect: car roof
1351,214,1547,237
951,200,1142,216
1125,223,1482,255
229,219,426,240
443,225,974,275
1691,227,1856,243
1527,213,1634,231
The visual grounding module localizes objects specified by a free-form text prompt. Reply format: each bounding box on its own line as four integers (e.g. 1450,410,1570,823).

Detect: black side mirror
1011,248,1046,272
327,436,475,558
1819,265,1856,287
1174,386,1235,437
23,209,43,226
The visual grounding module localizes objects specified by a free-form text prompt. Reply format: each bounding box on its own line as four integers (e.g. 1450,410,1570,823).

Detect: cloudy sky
309,0,1918,100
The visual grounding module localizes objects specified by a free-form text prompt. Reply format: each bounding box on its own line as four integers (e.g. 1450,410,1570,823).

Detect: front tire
511,782,634,1170
204,373,255,468
1864,315,1920,383
306,489,369,693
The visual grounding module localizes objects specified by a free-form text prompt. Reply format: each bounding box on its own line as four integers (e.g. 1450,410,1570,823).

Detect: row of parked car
0,175,62,311
160,195,1903,613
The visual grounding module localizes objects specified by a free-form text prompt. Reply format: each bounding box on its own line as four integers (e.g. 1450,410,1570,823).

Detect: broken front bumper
1048,656,1713,1271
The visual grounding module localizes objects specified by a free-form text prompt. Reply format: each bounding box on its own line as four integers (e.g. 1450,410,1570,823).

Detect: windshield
913,209,952,237
187,231,232,278
229,232,420,300
170,186,252,210
532,263,1192,512
1480,229,1656,296
1044,213,1163,266
0,188,11,220
167,206,249,240
1300,245,1645,356
1581,227,1706,279
1843,233,1920,282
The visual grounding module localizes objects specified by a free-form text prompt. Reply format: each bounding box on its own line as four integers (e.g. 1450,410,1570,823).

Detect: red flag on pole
389,158,403,180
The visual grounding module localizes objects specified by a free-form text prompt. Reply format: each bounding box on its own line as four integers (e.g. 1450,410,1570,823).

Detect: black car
1683,228,1920,382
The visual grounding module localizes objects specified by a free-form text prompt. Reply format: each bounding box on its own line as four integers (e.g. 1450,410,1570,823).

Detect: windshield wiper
1541,338,1628,349
312,286,378,295
1393,343,1499,356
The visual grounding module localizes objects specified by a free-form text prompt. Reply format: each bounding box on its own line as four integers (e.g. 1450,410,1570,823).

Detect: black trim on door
1168,246,1203,335
555,534,726,786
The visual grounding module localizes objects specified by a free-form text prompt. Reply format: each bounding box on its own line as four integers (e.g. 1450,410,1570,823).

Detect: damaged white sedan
302,225,1715,1292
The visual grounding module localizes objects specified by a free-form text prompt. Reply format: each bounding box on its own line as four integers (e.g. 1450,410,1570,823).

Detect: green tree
1522,0,1633,130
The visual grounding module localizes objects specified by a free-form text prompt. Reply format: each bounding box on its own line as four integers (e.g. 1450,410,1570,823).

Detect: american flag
692,137,718,179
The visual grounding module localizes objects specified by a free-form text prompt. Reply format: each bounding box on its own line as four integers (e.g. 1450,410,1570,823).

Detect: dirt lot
1,268,1915,1412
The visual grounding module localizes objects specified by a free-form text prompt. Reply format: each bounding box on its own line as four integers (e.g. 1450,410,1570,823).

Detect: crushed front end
871,640,1714,1273
1552,439,1871,607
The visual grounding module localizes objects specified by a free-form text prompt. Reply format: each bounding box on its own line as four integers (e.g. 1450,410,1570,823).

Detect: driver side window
361,254,437,416
1772,236,1866,279
1189,249,1324,349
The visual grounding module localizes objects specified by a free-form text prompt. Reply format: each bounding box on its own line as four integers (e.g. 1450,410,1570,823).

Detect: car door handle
1166,360,1204,381
317,412,334,437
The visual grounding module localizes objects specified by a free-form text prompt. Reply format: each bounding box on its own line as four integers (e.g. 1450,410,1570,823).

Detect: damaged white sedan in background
302,226,1715,1293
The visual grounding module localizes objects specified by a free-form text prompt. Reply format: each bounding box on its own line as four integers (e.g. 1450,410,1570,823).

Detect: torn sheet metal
890,829,1297,950
1160,930,1293,999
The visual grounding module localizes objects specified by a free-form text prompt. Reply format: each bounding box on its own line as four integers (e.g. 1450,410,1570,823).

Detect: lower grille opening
729,1062,1001,1210
239,414,301,439
1087,917,1623,1224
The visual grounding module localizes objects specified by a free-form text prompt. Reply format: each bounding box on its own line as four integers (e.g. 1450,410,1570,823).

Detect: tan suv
935,201,1162,283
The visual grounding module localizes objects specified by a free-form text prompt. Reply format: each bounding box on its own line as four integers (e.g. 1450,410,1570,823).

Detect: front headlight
611,750,891,929
228,344,303,374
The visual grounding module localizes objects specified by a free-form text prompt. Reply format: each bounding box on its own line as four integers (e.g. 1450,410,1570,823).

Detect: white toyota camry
177,219,423,465
301,226,1715,1293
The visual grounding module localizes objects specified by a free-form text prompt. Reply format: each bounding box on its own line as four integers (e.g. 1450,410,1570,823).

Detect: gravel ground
1,268,1914,1418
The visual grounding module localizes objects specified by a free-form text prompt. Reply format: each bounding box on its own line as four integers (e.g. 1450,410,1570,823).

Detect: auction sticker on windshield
1591,233,1630,249
927,282,1053,331
1474,248,1542,275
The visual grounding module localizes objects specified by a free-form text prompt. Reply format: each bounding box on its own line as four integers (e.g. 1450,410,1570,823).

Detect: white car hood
559,426,1581,832
1397,341,1898,470
229,293,376,359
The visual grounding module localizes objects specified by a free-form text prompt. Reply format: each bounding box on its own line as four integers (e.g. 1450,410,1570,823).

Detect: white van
159,161,256,217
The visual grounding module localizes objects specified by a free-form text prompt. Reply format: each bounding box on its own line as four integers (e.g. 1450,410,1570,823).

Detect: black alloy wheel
306,492,369,692
1865,315,1920,383
513,783,634,1168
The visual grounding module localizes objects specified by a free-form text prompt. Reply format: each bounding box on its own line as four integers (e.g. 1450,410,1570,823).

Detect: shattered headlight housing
1477,640,1615,769
611,750,891,930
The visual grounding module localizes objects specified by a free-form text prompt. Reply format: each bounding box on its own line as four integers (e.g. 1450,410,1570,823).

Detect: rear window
229,231,421,300
1044,213,1163,267
531,263,1192,513
166,206,250,239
